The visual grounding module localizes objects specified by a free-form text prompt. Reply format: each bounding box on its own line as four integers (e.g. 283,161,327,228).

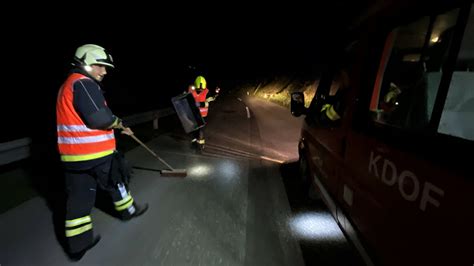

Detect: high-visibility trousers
64,158,137,253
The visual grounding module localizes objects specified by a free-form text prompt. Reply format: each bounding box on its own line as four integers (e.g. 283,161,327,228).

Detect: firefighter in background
319,69,349,125
188,75,218,150
380,82,402,113
56,44,148,261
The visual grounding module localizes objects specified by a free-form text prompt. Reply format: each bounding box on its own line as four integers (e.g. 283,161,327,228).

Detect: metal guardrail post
153,111,159,130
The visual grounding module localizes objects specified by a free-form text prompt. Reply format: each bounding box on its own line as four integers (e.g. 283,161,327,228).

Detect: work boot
68,235,101,261
123,203,149,221
190,139,198,149
196,139,205,152
133,203,149,218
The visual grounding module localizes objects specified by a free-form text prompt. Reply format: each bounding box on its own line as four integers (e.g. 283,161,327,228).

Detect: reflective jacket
189,87,209,117
319,89,345,124
56,73,115,162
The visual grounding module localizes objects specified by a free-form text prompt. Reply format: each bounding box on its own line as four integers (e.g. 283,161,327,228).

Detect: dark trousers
192,127,205,142
191,117,206,146
64,157,136,253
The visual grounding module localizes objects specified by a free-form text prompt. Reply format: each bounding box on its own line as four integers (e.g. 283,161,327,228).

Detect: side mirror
290,92,306,117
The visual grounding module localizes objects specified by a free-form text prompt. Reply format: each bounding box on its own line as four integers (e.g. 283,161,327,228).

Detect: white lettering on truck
369,151,444,211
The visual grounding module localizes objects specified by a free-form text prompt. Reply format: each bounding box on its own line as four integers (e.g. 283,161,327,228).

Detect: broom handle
128,134,175,170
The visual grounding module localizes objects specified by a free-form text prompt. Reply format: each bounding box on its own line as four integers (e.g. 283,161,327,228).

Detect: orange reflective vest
56,73,115,162
189,88,209,117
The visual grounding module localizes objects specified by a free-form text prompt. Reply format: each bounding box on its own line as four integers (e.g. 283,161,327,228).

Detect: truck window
312,69,350,126
438,4,474,141
308,42,358,127
370,9,459,130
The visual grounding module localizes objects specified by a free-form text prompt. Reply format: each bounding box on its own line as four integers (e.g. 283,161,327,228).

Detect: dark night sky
1,3,366,142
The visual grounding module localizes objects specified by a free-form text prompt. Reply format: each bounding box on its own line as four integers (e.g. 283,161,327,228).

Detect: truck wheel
299,152,321,200
298,153,310,187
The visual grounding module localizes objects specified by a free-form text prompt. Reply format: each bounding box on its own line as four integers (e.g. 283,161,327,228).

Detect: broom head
160,169,187,177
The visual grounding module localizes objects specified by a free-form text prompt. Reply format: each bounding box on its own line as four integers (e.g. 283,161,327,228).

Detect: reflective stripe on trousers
65,215,93,237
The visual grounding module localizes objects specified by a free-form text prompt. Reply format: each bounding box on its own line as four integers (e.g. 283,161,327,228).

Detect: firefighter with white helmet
74,44,115,68
56,44,148,260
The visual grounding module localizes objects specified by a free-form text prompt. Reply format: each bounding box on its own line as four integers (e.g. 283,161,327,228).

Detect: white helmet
74,44,114,68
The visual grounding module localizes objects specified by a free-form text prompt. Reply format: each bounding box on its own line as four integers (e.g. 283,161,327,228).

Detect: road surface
0,93,364,266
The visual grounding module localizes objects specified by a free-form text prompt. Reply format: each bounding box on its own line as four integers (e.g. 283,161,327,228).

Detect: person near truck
56,44,148,261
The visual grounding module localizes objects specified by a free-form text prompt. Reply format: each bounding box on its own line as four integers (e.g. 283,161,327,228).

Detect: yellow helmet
194,76,207,89
74,44,114,68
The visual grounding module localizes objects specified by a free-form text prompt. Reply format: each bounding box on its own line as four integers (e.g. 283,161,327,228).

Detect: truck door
303,44,358,214
344,5,474,265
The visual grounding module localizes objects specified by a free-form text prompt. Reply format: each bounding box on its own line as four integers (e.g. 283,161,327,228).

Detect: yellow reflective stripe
115,198,134,211
65,223,93,237
65,216,91,227
326,105,341,121
114,194,131,206
197,139,205,144
61,150,114,162
321,104,331,112
384,91,397,103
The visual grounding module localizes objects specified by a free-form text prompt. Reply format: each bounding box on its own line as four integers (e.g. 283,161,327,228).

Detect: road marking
237,97,242,101
245,106,250,119
260,156,285,164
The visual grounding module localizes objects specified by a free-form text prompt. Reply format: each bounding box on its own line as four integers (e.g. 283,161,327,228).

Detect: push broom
122,127,187,177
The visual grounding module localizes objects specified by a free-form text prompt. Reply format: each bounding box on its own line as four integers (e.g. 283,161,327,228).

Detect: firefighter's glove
114,119,134,136
207,96,217,102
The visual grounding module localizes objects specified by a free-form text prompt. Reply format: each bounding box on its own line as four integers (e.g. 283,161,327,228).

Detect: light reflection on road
289,211,346,243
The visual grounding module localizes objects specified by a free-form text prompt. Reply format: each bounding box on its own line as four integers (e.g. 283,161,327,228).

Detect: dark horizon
1,3,363,142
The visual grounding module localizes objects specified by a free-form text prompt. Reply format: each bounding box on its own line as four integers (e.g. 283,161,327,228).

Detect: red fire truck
291,1,473,265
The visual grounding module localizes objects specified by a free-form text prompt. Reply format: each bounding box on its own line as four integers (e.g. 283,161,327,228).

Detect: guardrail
0,108,175,166
0,138,32,166
122,108,175,128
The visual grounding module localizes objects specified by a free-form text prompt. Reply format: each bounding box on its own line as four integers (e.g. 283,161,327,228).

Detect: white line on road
237,97,242,101
245,106,250,119
260,156,285,164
